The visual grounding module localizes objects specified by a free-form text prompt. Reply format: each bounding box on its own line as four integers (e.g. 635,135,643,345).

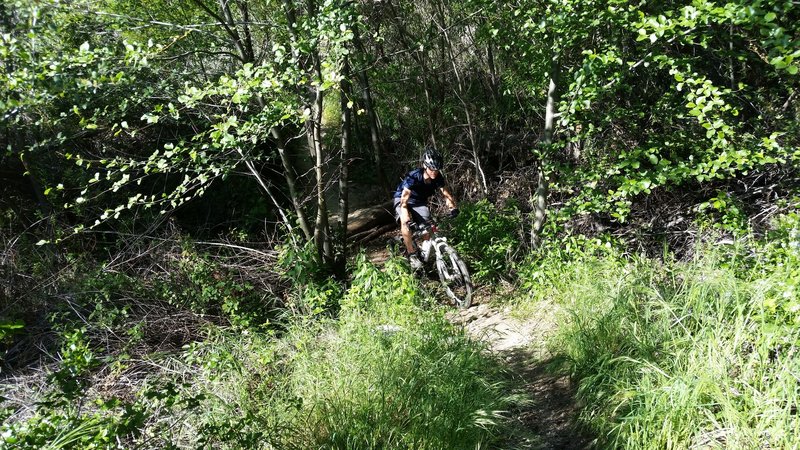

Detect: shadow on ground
502,350,595,450
447,300,595,449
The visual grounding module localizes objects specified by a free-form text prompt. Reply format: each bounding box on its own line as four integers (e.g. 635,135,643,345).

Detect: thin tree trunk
270,127,313,240
422,78,438,148
191,0,249,62
482,26,504,138
352,29,389,188
531,169,548,249
235,0,256,63
531,60,558,250
307,57,332,264
19,151,49,215
337,60,352,272
435,4,487,194
19,131,58,261
387,0,438,146
310,115,332,264
218,0,249,61
486,37,499,102
243,158,298,244
729,23,735,90
193,0,313,244
356,68,389,189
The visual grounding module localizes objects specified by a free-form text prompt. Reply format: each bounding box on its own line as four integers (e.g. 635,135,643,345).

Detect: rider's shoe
407,250,423,270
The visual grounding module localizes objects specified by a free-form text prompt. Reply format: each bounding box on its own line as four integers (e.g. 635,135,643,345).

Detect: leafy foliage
449,200,521,281
474,0,799,223
147,255,520,449
1,329,146,449
516,215,800,448
3,0,800,448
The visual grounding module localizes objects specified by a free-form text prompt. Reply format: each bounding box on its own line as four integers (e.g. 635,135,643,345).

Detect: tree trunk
192,0,313,242
270,128,313,240
357,68,389,189
336,60,352,273
431,2,485,190
486,35,499,103
191,0,249,63
307,56,332,265
352,29,389,189
531,168,548,249
531,60,558,249
386,0,439,147
235,0,256,63
435,5,487,194
242,158,298,244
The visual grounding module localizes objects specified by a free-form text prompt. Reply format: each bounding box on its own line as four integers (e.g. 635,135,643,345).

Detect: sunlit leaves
531,0,800,222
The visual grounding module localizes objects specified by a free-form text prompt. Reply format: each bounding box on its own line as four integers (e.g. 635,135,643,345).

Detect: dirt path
365,235,593,449
448,300,593,449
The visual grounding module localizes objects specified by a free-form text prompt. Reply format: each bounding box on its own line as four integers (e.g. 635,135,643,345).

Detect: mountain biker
393,146,459,269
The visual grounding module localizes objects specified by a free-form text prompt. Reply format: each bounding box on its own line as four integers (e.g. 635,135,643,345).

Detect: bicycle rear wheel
435,244,473,308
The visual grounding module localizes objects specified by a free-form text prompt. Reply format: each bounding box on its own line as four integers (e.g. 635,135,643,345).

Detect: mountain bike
406,219,473,309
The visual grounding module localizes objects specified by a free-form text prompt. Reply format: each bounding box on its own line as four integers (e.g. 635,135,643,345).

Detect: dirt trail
365,236,593,449
448,300,593,449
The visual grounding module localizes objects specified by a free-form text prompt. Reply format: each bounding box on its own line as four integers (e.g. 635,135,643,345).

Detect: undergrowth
2,249,521,449
516,213,800,449
449,199,522,282
165,255,521,449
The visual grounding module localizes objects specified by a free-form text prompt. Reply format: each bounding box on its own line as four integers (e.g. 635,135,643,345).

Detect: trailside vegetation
515,214,800,448
2,0,798,448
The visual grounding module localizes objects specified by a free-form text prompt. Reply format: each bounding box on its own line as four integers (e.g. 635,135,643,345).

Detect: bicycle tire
435,243,473,308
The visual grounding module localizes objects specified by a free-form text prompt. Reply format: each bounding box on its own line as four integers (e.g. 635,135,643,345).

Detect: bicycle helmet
422,147,443,170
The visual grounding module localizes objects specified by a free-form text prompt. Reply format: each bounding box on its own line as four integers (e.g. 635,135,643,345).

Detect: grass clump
3,238,521,449
165,255,520,449
516,215,800,449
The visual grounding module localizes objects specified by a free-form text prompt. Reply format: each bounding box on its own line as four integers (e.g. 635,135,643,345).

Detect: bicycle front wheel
435,244,473,308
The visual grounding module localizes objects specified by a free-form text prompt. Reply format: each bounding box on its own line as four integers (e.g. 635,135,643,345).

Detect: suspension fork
432,238,449,269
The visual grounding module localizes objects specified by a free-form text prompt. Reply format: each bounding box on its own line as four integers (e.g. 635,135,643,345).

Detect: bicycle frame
409,220,446,264
407,219,473,308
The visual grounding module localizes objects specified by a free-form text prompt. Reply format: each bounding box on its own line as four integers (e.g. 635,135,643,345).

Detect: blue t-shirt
393,168,446,206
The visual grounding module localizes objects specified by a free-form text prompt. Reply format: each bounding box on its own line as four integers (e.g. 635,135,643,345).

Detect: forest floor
364,238,594,449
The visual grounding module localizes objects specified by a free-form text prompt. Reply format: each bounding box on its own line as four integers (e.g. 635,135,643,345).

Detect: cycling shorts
393,199,431,225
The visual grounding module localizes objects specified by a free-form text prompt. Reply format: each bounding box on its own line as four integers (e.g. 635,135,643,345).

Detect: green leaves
450,200,521,281
0,320,25,342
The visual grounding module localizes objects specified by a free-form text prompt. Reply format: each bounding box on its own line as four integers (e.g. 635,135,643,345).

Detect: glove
449,208,460,218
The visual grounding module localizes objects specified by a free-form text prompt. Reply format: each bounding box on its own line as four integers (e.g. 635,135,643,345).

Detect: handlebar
408,220,438,238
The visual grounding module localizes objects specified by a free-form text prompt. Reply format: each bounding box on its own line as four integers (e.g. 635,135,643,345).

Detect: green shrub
696,191,749,236
1,329,146,449
517,229,800,449
754,212,800,324
450,199,521,282
60,245,273,331
515,233,624,311
167,255,522,449
156,248,270,328
278,241,344,315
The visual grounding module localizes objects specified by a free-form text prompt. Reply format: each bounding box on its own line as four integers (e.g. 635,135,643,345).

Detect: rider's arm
440,187,457,210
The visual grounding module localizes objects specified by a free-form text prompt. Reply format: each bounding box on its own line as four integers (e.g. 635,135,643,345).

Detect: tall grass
517,223,800,449
163,255,521,449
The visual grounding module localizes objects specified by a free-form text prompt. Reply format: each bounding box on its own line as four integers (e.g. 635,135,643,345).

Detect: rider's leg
405,205,432,250
416,205,432,243
394,199,416,254
400,207,416,254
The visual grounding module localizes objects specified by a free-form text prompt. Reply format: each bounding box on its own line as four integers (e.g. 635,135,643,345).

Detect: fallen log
345,200,395,235
350,223,397,244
